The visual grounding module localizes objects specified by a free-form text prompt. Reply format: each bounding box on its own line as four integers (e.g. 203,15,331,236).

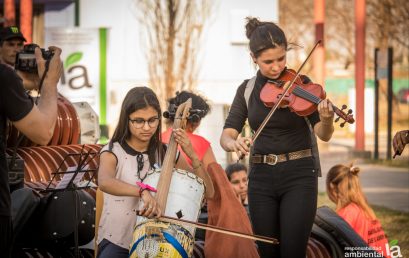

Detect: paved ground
318,142,409,212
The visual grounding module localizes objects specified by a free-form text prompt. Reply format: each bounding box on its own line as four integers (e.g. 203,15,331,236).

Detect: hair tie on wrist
139,188,147,197
136,182,157,197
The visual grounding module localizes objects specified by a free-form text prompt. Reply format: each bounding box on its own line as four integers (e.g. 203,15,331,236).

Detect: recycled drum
130,168,205,258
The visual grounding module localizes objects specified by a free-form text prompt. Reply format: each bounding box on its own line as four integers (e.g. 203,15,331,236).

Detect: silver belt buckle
265,154,278,165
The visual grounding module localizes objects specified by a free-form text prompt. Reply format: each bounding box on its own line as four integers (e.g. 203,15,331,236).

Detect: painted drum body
130,168,205,258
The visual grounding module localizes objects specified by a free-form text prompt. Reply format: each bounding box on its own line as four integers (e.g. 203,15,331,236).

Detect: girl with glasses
96,86,213,258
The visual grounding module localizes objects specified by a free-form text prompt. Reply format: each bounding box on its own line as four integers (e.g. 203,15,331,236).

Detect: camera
14,43,54,73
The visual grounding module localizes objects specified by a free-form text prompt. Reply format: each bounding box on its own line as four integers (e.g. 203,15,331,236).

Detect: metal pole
374,48,379,160
75,0,80,27
386,47,393,159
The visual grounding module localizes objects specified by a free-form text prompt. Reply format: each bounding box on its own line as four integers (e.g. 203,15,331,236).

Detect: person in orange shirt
162,91,215,170
162,91,259,258
326,164,390,258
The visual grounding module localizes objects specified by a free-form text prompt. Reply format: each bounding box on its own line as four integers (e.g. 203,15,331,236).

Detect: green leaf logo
389,239,398,246
65,52,83,68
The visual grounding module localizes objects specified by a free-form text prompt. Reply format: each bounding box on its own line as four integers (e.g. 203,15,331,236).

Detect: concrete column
314,0,325,86
3,0,16,26
355,0,366,151
20,0,33,43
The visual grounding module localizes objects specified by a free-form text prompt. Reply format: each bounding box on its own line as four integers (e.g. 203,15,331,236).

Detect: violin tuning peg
341,104,347,110
334,117,340,123
348,109,353,114
340,121,346,128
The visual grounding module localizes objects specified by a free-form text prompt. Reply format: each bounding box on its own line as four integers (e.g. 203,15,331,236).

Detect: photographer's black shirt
0,64,33,216
224,70,320,155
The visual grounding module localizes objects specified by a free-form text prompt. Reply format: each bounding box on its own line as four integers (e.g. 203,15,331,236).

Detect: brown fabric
205,163,259,258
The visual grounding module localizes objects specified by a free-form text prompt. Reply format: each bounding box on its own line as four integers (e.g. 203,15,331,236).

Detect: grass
317,192,409,257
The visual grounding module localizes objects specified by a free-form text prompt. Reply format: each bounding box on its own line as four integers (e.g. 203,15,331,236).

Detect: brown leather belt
251,149,312,165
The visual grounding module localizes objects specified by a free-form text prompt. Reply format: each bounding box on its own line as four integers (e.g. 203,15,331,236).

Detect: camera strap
35,59,51,104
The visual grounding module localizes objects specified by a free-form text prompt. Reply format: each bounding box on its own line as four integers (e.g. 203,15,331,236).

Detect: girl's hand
393,130,409,155
139,191,161,218
318,99,334,125
230,137,253,157
173,128,195,155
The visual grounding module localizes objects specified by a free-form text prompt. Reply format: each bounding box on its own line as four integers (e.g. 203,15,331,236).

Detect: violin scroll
333,104,355,127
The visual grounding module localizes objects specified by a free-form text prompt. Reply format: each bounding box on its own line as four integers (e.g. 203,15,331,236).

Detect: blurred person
0,26,26,68
220,17,334,257
392,129,409,157
0,46,62,257
225,163,248,206
97,87,214,258
326,164,391,258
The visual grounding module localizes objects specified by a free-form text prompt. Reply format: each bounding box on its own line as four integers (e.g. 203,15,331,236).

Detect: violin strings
292,86,321,104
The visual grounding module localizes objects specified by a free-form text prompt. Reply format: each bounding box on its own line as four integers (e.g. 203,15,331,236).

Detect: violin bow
135,211,278,244
238,40,322,161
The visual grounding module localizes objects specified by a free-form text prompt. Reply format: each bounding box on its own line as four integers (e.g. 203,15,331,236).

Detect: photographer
0,26,26,68
0,45,62,257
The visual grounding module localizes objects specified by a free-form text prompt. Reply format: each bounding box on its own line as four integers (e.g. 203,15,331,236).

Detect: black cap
0,26,27,43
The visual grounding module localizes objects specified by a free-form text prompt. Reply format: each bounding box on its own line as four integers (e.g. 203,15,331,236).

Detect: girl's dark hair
245,17,287,58
225,163,247,181
111,86,163,166
166,91,211,123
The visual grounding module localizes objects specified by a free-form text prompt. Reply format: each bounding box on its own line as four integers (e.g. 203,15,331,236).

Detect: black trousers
0,215,13,258
248,157,318,258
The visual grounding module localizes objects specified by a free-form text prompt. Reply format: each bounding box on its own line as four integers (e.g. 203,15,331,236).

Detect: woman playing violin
97,87,213,258
220,17,335,258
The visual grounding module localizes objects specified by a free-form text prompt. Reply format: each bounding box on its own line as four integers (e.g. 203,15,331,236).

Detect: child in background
225,163,249,206
326,164,391,258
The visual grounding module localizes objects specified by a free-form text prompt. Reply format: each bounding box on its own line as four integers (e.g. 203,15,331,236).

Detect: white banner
44,28,102,116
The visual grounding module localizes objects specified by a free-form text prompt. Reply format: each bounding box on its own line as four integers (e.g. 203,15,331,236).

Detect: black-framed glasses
129,117,159,129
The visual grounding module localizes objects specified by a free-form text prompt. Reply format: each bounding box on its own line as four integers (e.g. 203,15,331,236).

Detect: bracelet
320,120,333,126
192,163,202,170
136,182,157,197
139,188,147,197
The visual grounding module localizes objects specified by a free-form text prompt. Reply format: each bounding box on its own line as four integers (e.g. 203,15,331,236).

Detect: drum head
39,190,95,247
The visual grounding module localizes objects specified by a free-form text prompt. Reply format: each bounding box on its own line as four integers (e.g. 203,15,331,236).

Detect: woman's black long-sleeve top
223,70,320,155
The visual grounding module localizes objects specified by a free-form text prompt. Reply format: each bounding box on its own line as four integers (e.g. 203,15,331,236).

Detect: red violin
260,68,355,127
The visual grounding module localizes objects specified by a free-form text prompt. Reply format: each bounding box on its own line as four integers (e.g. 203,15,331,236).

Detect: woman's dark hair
111,86,163,166
245,17,287,58
166,91,211,123
225,163,248,181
